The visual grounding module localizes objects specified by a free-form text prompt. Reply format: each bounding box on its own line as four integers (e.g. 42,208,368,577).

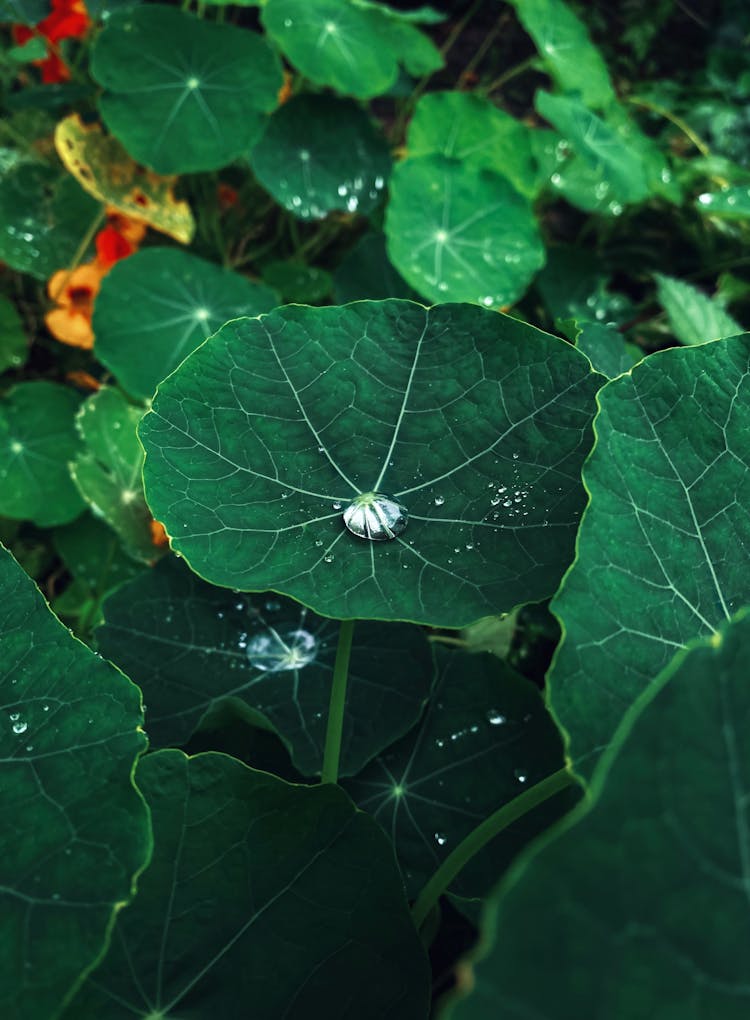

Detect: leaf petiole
411,767,576,930
320,619,355,784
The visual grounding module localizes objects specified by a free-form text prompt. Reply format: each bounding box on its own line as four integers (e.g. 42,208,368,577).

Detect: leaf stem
320,619,355,784
481,54,540,96
627,96,710,157
50,204,107,301
411,767,575,930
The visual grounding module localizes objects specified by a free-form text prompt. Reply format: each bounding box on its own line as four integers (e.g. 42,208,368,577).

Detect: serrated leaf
54,115,195,244
549,336,750,772
0,544,149,1020
97,556,433,776
655,273,743,345
0,296,28,374
65,749,430,1020
93,247,277,400
347,649,577,899
0,382,85,527
70,388,155,562
446,611,750,1020
139,300,602,627
386,156,545,306
250,93,390,220
509,0,614,107
92,5,283,174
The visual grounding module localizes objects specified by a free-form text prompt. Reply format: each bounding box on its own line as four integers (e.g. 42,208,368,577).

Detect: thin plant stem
627,96,710,157
482,53,539,96
457,10,508,89
321,620,355,785
411,767,576,930
50,204,107,301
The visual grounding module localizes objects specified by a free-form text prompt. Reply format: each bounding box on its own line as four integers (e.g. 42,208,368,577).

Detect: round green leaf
0,296,28,374
70,388,155,562
66,749,430,1019
0,381,85,527
139,300,602,627
334,232,419,303
347,648,576,899
261,260,332,303
386,156,544,307
0,544,149,1020
250,93,391,220
97,556,433,776
92,5,283,174
93,247,278,401
447,611,750,1020
549,335,750,774
407,91,537,198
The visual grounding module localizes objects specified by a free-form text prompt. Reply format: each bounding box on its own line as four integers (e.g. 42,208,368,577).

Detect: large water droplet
343,492,408,541
13,720,27,735
246,628,317,672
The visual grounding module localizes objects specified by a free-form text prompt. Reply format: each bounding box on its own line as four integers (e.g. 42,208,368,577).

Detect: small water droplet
332,501,343,510
434,495,445,506
514,769,528,784
323,553,335,563
487,709,506,726
434,832,447,846
13,721,28,734
9,712,20,722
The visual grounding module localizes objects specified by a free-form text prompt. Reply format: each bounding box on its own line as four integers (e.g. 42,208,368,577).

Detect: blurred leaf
334,232,418,303
574,321,633,378
261,261,332,302
0,297,28,374
655,273,743,345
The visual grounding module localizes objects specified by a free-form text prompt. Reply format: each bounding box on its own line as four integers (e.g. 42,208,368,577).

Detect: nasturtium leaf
0,296,28,374
549,335,750,772
334,232,418,303
261,261,332,303
508,0,613,107
0,0,48,23
139,300,602,627
530,128,623,215
97,556,433,775
54,115,195,244
535,244,636,327
0,381,85,527
250,94,390,220
359,0,442,78
0,544,149,1020
92,5,283,174
70,388,155,563
347,648,577,899
66,749,430,1020
386,156,544,307
574,321,633,379
0,162,99,281
697,184,750,218
407,91,537,198
93,247,277,401
262,0,441,99
655,272,743,345
446,611,750,1020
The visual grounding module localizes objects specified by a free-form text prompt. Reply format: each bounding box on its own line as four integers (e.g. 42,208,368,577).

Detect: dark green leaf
0,0,48,24
574,321,633,378
139,300,602,627
655,273,743,345
0,296,28,374
334,233,418,303
261,261,332,303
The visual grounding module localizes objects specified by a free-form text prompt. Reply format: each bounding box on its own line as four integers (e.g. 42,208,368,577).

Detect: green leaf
0,0,48,24
549,335,750,772
0,163,99,281
93,247,278,401
347,649,576,899
406,91,537,198
508,0,614,107
655,273,743,345
66,749,430,1020
139,300,602,627
446,611,750,1020
97,556,433,776
334,232,418,303
92,5,283,174
70,388,155,563
8,37,48,62
535,244,636,326
262,0,441,99
261,261,332,303
0,296,28,374
574,321,633,378
697,184,750,218
0,544,149,1020
250,93,391,220
386,156,545,307
0,381,85,527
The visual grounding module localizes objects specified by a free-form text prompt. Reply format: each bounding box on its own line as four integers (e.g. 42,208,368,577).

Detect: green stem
627,96,710,157
481,53,539,96
50,204,107,301
321,619,355,784
411,767,575,930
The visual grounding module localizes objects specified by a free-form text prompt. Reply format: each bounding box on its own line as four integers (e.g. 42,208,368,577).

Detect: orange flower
45,262,103,349
277,70,293,106
12,0,91,85
149,520,169,547
94,209,147,269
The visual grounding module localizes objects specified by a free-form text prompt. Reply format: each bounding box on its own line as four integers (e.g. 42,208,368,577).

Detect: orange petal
149,520,169,547
45,307,94,348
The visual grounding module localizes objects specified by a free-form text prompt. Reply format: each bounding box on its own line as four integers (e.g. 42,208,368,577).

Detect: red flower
95,223,135,269
12,0,91,85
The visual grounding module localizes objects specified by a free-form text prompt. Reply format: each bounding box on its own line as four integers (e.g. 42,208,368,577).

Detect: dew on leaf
246,628,317,672
343,492,408,541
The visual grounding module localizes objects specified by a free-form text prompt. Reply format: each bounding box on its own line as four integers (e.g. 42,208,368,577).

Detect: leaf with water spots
65,749,430,1020
549,335,750,775
92,5,283,174
347,648,578,900
386,156,545,307
446,611,750,1019
138,300,602,627
96,556,433,776
0,543,149,1020
93,248,277,401
250,93,391,220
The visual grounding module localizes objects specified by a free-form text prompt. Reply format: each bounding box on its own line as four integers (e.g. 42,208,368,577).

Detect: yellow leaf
54,114,195,244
